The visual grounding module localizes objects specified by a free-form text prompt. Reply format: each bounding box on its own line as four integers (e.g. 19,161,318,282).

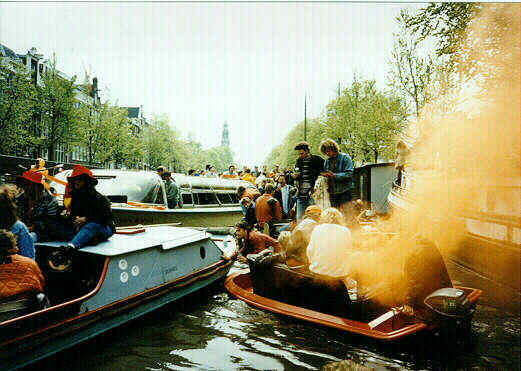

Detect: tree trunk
374,149,378,163
48,143,55,161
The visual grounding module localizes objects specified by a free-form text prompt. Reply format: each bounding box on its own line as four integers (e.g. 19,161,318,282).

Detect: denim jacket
323,152,354,195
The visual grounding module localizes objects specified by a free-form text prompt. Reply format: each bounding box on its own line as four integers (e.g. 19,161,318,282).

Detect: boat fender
220,236,238,260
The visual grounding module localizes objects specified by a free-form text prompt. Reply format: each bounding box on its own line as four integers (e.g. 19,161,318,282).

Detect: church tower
221,121,229,147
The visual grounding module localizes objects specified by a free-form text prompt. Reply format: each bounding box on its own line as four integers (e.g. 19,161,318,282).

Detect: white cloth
306,223,354,277
255,174,267,186
280,184,292,214
312,176,331,209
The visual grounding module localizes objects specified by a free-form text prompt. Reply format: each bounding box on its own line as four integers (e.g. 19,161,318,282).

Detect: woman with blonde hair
306,207,354,277
319,138,354,214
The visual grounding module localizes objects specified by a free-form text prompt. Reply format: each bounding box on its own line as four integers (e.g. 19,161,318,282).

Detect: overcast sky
1,2,421,167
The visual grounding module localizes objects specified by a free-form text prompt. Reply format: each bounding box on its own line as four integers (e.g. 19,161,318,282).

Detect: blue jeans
296,196,314,222
71,222,114,248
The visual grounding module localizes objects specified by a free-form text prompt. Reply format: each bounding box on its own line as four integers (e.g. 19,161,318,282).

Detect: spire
221,121,229,147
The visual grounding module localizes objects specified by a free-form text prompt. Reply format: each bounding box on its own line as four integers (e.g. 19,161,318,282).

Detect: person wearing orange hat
15,171,62,243
62,165,115,250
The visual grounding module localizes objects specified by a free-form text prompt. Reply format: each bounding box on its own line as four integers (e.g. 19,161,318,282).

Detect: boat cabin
49,170,251,209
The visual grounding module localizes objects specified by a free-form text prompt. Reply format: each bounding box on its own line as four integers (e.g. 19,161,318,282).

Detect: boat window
155,184,165,205
182,193,193,205
142,181,161,204
216,193,234,204
229,194,239,204
193,192,219,205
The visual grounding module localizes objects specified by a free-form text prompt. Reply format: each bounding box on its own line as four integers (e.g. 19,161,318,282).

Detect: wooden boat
0,226,236,369
48,169,250,227
225,263,482,341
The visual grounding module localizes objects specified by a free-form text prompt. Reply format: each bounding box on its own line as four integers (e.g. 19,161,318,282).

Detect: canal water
33,270,520,371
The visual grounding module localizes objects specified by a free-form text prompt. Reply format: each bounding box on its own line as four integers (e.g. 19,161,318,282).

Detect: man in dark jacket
65,165,115,250
403,236,453,320
292,141,324,221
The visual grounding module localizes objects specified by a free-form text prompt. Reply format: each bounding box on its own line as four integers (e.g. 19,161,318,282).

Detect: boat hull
225,272,435,341
112,207,243,227
0,227,234,370
3,261,230,370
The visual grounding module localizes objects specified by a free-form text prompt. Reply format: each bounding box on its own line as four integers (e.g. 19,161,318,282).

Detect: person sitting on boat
62,165,115,250
306,207,356,277
0,229,44,299
221,165,238,179
255,183,282,238
402,236,453,320
287,205,322,263
0,186,35,260
320,139,354,215
240,196,257,227
15,171,63,243
235,219,280,261
163,171,180,209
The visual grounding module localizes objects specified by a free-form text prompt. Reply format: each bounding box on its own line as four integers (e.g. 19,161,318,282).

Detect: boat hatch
36,227,210,257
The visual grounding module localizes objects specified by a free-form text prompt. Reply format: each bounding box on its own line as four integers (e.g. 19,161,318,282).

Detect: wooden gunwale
225,273,482,341
2,258,232,347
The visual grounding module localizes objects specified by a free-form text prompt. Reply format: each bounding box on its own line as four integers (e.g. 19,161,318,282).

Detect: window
193,192,218,205
216,193,234,204
182,193,193,205
142,182,161,203
155,187,165,205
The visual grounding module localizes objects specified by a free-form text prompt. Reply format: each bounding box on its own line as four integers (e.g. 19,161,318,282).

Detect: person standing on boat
63,165,115,250
163,172,180,209
292,141,325,222
0,186,35,260
240,196,257,227
234,219,280,259
320,139,354,215
0,230,44,300
274,175,295,219
255,183,282,237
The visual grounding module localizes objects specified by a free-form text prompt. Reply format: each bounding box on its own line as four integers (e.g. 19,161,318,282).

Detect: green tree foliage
405,3,481,59
388,10,438,119
36,61,80,161
76,102,138,166
143,114,179,170
0,60,37,155
324,79,408,163
266,78,407,167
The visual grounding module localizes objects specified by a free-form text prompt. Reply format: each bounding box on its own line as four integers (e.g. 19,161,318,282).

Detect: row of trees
0,58,234,172
265,3,514,168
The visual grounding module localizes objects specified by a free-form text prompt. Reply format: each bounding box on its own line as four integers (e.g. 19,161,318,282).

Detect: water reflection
32,282,520,371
